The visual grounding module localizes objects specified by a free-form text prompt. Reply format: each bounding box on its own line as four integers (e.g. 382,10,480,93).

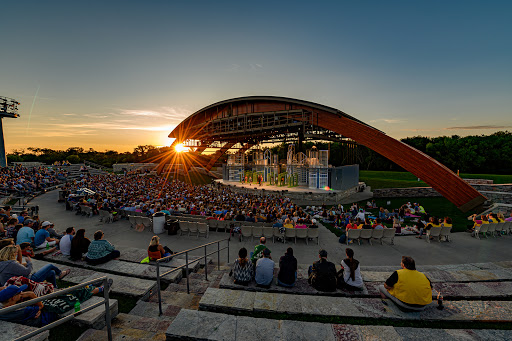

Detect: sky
1,0,511,152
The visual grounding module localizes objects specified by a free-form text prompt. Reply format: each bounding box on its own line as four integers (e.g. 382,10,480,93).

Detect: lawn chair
241,226,253,242
295,228,308,244
197,222,209,238
141,217,152,232
179,221,190,236
188,222,199,238
262,227,274,241
382,228,395,245
440,225,452,242
207,219,218,231
128,215,137,229
307,228,319,245
346,229,361,245
359,229,373,245
285,228,296,244
371,229,384,245
252,226,263,241
273,227,282,243
487,223,497,238
477,224,489,239
427,226,442,243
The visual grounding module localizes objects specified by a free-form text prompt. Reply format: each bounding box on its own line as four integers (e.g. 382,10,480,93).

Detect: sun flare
174,143,189,153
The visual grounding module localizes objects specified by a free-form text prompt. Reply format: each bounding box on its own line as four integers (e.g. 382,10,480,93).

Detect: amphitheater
3,169,512,340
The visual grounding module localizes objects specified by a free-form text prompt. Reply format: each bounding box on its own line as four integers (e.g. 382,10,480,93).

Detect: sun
174,143,189,153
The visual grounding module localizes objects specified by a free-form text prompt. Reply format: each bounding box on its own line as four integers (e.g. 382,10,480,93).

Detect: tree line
7,131,512,174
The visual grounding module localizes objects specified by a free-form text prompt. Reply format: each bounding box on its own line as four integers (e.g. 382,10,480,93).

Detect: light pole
0,96,20,167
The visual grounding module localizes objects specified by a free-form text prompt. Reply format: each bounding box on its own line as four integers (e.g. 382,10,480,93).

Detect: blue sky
1,0,511,151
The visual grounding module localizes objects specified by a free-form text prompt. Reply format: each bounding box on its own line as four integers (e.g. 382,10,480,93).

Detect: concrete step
166,309,512,341
31,259,156,299
42,254,182,283
0,321,49,341
61,295,118,330
199,287,512,323
76,313,172,341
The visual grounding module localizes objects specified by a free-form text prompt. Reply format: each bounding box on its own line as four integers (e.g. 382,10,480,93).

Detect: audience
255,248,274,288
277,247,297,287
337,248,363,291
230,247,254,286
379,256,432,311
59,227,75,256
251,237,270,263
70,229,90,260
147,235,173,261
85,230,120,265
34,222,60,249
308,249,337,292
0,245,70,287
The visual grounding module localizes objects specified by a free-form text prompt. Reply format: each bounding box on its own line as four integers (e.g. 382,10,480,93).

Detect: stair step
0,321,49,341
166,309,512,341
61,295,118,329
199,287,512,323
31,259,156,299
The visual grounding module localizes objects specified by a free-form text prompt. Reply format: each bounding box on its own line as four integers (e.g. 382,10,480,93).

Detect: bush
66,155,80,164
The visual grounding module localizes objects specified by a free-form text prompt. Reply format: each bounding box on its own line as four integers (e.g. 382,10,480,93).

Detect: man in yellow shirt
379,256,432,311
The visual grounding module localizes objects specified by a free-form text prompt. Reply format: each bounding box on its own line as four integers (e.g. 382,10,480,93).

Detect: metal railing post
185,252,190,294
103,278,113,341
204,245,208,281
227,238,230,264
217,241,220,270
156,261,163,316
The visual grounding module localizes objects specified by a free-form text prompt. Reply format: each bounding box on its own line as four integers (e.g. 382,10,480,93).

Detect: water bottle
46,242,49,250
74,301,80,312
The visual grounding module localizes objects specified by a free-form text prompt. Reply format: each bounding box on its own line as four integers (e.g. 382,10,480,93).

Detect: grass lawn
360,170,512,189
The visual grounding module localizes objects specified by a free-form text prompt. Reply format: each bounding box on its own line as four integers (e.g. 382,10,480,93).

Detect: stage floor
213,179,343,194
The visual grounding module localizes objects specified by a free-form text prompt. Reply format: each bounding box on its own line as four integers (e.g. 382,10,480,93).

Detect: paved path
31,190,512,267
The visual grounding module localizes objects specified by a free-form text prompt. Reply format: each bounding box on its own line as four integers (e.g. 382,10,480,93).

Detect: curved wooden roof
169,96,486,212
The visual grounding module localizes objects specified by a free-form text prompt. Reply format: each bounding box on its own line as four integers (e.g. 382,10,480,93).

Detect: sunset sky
1,1,511,152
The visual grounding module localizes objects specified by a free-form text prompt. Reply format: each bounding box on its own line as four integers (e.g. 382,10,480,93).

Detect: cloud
369,118,405,124
445,125,512,130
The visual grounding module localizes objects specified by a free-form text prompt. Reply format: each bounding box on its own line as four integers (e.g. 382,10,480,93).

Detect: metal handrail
155,238,230,316
0,276,113,341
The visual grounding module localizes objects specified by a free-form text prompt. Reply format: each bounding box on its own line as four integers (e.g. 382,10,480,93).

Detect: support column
0,119,6,167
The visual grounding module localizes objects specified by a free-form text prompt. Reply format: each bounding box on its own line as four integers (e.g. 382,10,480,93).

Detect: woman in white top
337,248,364,291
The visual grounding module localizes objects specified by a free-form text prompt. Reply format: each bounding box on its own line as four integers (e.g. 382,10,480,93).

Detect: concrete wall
330,165,359,190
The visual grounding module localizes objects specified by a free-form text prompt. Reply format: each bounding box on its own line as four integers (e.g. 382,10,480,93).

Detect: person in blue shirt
34,222,59,249
15,220,35,245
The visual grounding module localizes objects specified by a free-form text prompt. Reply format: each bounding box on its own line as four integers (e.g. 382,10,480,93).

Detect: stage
213,179,373,205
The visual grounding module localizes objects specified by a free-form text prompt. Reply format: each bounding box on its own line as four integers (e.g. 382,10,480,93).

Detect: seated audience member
0,245,70,287
19,242,55,259
505,212,512,222
379,256,432,311
147,235,173,261
59,227,75,256
441,217,452,228
0,285,49,327
308,249,337,292
255,248,274,288
34,222,60,249
361,218,373,229
337,248,363,291
230,247,254,286
277,247,297,287
251,237,270,263
85,230,120,265
372,219,385,229
70,229,91,260
15,220,36,245
5,218,19,242
44,222,63,240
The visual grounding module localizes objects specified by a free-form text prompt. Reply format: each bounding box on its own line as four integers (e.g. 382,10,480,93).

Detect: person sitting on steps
85,230,120,265
379,256,432,311
147,235,173,261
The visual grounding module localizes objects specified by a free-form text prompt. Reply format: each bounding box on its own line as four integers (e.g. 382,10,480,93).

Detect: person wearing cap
379,256,432,311
34,222,60,249
0,284,46,326
308,249,337,292
255,248,274,288
15,219,36,246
